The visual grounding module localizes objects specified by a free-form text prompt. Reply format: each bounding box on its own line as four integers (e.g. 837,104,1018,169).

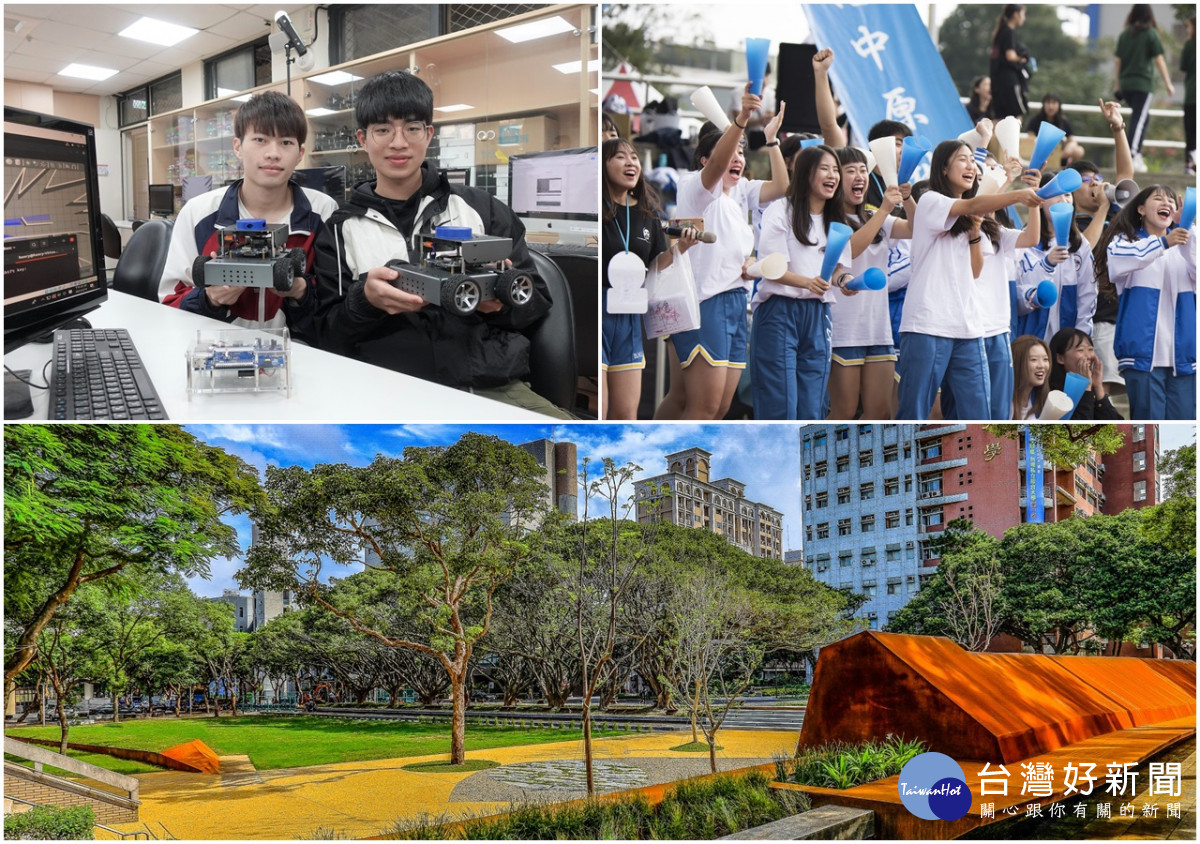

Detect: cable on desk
5,362,52,390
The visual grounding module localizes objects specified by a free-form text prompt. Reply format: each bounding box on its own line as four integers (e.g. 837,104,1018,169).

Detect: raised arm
1099,99,1133,183
950,187,1041,219
701,83,758,192
758,103,791,204
812,48,847,147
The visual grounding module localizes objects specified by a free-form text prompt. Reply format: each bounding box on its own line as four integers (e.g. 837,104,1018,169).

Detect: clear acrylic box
186,327,292,398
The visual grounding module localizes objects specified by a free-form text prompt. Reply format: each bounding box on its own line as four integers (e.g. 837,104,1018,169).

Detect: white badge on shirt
607,251,648,313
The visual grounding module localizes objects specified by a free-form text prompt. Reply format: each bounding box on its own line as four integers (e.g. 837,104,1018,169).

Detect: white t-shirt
970,227,1022,337
752,203,837,311
676,172,762,302
832,213,896,348
900,190,981,339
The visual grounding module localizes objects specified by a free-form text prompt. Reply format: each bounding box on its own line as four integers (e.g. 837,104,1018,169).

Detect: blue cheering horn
1035,279,1058,307
1036,168,1083,200
1028,121,1067,172
897,136,932,185
1180,185,1196,231
746,38,770,96
822,222,853,281
1048,203,1073,248
1062,371,1089,418
800,137,824,150
845,267,887,291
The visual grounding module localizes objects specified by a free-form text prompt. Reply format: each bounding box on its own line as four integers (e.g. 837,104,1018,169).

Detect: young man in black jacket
311,70,572,418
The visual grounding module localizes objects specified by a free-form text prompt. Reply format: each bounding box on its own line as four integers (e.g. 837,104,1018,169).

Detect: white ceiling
4,4,308,96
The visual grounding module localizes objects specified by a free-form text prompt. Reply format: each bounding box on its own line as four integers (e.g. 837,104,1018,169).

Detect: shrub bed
392,769,808,839
3,806,95,840
775,735,926,789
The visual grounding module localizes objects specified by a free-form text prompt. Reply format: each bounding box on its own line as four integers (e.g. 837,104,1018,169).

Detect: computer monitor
4,106,108,354
508,146,598,244
508,147,598,221
181,174,213,203
292,165,346,203
443,168,470,187
148,183,175,216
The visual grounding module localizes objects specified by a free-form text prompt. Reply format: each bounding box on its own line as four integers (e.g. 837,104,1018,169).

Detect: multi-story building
634,447,784,559
518,438,579,520
211,589,254,632
1100,424,1160,514
799,424,1139,629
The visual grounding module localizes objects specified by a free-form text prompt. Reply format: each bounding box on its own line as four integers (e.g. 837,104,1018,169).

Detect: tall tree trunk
3,549,89,693
111,690,120,723
449,672,466,765
582,695,595,796
56,701,70,755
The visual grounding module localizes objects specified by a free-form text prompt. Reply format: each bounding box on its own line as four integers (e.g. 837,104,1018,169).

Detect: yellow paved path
105,729,796,840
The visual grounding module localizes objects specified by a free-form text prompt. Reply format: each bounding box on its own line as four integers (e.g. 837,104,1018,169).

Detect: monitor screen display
148,183,175,216
508,147,597,222
4,107,107,351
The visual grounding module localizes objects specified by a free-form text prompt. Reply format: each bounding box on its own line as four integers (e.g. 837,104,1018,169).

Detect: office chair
111,218,173,302
100,213,123,260
526,249,578,412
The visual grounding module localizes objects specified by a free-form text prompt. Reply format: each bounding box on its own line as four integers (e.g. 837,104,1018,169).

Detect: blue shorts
832,344,896,366
671,288,748,369
601,305,644,372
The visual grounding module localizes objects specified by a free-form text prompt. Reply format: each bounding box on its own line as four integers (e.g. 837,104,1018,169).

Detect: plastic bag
644,246,700,338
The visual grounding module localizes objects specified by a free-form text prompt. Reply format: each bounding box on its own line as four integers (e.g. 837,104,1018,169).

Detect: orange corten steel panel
161,739,220,774
1144,657,1198,695
797,631,1197,764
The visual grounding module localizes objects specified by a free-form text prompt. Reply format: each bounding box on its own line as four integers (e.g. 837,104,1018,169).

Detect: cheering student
1016,173,1097,344
827,146,914,420
1010,334,1051,419
654,84,788,420
601,137,697,420
1094,185,1195,419
1024,93,1085,165
750,145,853,420
896,139,1041,420
1047,328,1123,420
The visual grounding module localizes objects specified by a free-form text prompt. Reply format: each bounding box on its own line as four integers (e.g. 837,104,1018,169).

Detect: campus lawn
5,716,614,773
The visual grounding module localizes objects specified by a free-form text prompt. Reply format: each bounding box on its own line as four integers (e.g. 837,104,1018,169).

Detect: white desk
5,291,544,421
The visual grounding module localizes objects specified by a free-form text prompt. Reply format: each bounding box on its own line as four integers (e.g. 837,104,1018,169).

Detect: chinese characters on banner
974,761,1183,822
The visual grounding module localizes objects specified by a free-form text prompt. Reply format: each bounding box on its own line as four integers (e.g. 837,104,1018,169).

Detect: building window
837,518,852,536
859,449,874,468
905,508,914,526
1133,425,1145,442
205,37,272,100
919,442,942,461
331,4,443,64
860,482,875,500
861,513,875,532
817,522,830,539
904,476,913,492
837,486,851,505
813,431,827,447
815,460,828,478
920,509,942,528
886,578,901,594
805,526,813,542
804,495,812,511
836,454,850,473
1133,450,1146,472
862,581,877,597
883,444,898,463
903,443,912,459
886,546,901,563
885,477,899,496
839,551,853,567
906,543,916,560
815,491,828,508
885,510,900,529
817,554,831,572
919,478,943,499
835,426,850,441
1133,480,1147,502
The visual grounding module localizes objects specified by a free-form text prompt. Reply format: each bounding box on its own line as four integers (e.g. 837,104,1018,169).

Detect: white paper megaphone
1038,390,1074,420
689,86,731,131
868,135,898,188
976,166,1007,196
994,116,1022,163
746,252,787,280
859,147,877,175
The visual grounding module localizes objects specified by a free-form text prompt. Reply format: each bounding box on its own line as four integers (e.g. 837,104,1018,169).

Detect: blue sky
183,423,1194,598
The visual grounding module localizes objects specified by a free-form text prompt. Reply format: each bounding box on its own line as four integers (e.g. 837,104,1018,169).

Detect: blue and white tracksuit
1109,226,1196,419
1015,239,1097,342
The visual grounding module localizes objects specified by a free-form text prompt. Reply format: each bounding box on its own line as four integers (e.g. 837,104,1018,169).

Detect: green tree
31,600,100,753
1142,443,1196,556
3,425,261,707
601,4,698,73
984,424,1125,467
241,433,548,765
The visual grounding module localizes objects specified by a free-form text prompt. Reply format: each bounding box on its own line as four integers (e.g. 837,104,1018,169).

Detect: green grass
669,740,722,753
389,769,809,839
401,760,499,773
5,716,610,773
5,749,159,777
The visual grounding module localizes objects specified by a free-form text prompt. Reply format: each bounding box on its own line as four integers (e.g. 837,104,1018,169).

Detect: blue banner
1025,430,1044,523
803,4,972,167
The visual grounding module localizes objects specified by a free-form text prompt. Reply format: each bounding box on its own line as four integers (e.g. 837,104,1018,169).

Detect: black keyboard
50,329,168,420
